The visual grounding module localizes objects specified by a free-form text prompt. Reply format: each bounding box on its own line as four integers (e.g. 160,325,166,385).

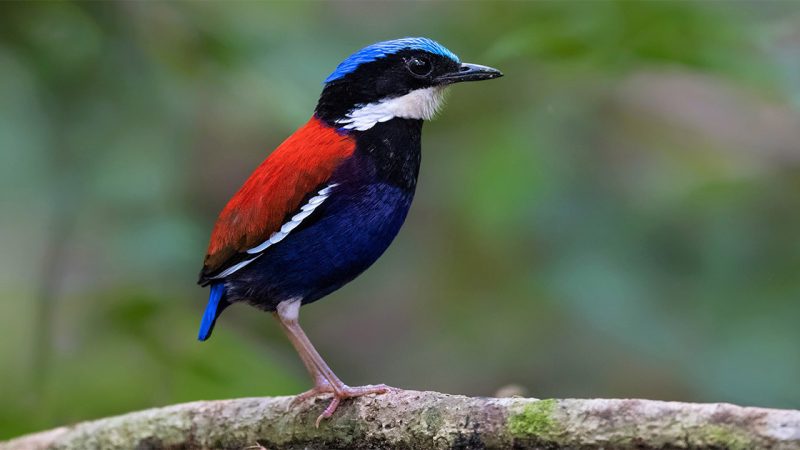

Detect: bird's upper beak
435,62,503,85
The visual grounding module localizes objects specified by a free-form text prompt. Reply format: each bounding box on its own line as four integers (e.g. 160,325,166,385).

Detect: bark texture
2,389,799,449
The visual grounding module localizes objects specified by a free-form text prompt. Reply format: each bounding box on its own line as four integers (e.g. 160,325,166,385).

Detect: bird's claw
314,384,392,427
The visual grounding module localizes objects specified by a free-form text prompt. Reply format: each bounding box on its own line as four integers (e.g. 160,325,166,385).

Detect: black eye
406,56,433,77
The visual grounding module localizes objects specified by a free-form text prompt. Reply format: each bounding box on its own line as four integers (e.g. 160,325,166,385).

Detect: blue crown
325,37,460,84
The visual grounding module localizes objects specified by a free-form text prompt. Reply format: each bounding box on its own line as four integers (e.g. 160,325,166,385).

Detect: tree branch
3,390,799,449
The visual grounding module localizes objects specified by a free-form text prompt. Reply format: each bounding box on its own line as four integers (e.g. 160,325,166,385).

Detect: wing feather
199,117,354,282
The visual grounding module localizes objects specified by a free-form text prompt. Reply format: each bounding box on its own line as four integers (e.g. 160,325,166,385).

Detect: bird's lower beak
435,63,503,84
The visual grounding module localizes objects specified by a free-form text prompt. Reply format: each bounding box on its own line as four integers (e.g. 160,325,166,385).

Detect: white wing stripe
213,183,339,279
292,209,314,221
214,255,261,279
319,185,336,195
244,183,339,256
269,231,285,245
280,219,300,234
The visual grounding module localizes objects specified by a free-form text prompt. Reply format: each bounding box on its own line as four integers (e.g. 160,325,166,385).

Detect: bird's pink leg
273,312,334,409
275,299,391,426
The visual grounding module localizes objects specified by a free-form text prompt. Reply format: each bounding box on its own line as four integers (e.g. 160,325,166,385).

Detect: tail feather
198,283,230,341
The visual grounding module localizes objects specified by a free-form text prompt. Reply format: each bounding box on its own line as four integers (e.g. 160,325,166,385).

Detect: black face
315,49,501,126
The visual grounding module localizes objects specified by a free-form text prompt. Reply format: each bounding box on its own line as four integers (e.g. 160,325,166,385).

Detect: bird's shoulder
200,117,355,282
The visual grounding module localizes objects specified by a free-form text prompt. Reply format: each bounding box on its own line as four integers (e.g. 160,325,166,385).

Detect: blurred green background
2,0,800,439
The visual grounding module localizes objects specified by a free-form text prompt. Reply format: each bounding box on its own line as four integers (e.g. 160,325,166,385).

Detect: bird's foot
289,383,334,409
315,384,392,427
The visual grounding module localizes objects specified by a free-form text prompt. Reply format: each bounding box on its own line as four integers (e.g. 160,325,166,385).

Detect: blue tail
198,283,230,341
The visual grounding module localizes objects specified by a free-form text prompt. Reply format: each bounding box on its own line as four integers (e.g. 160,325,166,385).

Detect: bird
197,37,502,425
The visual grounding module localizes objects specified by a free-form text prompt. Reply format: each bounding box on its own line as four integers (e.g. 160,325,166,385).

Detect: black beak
435,62,503,84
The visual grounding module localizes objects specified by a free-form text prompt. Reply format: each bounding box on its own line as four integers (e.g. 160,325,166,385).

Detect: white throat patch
336,87,447,131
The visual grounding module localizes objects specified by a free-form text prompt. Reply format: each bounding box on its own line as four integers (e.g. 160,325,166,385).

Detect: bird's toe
289,384,335,410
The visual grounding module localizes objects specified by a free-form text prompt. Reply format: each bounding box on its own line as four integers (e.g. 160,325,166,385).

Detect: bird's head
315,37,502,131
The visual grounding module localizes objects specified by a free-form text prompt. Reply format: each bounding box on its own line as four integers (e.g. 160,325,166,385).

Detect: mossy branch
2,390,799,449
